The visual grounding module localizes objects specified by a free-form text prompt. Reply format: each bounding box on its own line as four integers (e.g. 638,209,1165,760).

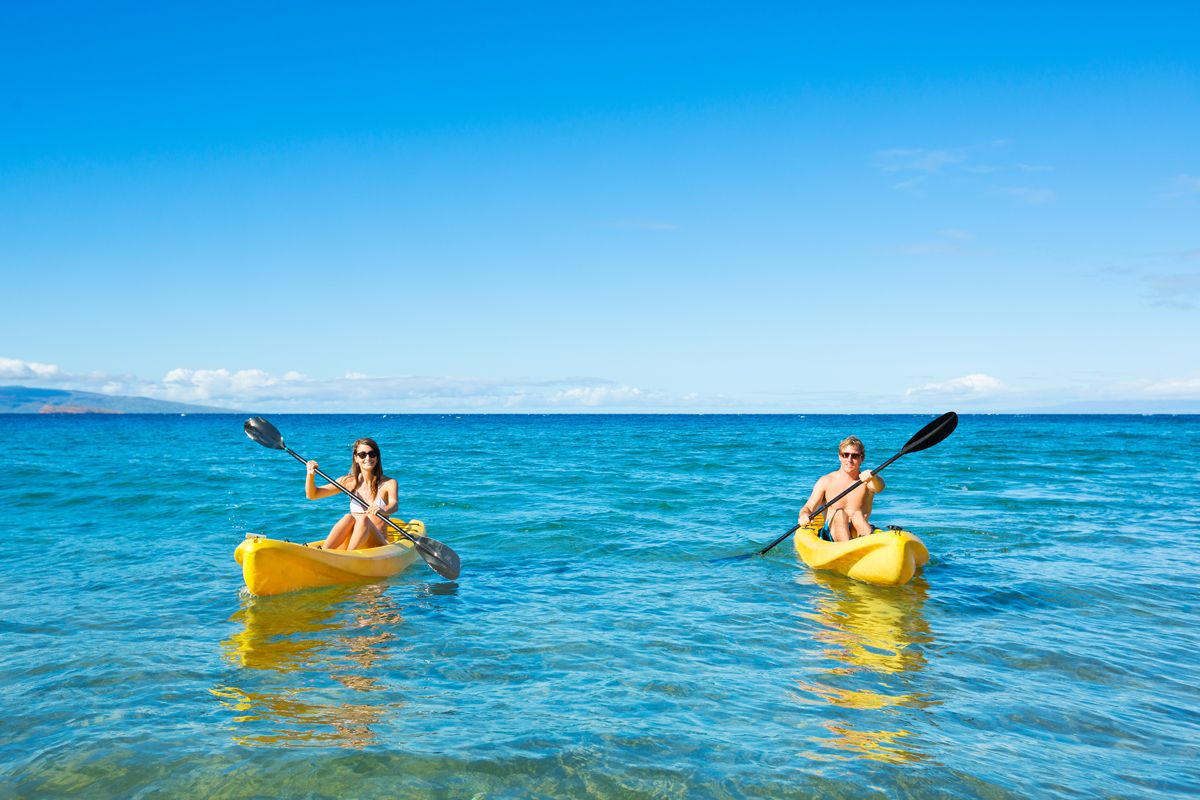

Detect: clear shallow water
1,413,1198,799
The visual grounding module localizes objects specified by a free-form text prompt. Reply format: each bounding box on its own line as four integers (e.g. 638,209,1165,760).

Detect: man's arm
798,476,829,526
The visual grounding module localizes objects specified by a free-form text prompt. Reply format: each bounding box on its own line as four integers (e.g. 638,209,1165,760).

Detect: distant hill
0,385,237,414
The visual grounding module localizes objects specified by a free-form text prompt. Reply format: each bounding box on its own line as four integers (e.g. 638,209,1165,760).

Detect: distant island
0,385,237,414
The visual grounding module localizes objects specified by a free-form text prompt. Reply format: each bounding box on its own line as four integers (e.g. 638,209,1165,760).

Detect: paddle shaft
282,447,420,546
756,448,905,556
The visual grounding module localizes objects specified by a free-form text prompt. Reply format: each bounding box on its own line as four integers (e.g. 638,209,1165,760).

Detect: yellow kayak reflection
793,571,935,764
801,571,932,676
212,583,408,748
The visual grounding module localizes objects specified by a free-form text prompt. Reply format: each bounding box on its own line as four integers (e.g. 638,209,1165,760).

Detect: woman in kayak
306,437,399,550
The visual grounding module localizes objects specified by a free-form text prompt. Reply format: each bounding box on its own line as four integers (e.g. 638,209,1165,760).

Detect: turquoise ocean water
1,414,1198,799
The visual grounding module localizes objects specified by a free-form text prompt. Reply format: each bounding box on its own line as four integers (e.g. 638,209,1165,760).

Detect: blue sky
2,2,1198,412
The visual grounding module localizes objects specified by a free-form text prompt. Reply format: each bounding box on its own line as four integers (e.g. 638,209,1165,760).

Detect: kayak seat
385,518,425,544
817,524,881,542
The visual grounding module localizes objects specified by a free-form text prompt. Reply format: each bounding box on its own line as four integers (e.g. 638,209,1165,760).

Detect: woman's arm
372,478,399,516
304,461,346,500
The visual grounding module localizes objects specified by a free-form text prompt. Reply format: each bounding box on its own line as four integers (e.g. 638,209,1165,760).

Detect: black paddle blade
899,411,958,456
244,416,286,450
415,536,461,580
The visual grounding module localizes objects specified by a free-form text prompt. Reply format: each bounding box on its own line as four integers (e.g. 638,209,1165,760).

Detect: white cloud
1144,272,1200,309
0,356,670,412
1167,175,1200,197
876,147,966,175
875,141,1056,199
1144,376,1200,396
894,228,984,257
875,148,966,190
0,358,64,381
905,373,1005,399
598,219,680,232
995,186,1056,204
161,368,288,402
549,385,645,406
9,358,1192,413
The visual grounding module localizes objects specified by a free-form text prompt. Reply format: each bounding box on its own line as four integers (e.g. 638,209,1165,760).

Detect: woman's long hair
349,437,383,502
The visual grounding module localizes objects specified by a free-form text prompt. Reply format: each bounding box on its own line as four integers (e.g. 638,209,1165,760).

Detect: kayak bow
794,515,928,587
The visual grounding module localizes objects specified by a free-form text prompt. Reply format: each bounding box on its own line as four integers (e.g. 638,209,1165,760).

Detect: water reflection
418,581,460,597
209,685,388,748
212,583,407,748
793,572,935,764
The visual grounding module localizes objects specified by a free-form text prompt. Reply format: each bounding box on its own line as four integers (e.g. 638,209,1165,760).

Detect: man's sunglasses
840,452,863,459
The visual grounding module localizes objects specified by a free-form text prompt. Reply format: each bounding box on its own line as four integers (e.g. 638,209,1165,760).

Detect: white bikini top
349,485,385,513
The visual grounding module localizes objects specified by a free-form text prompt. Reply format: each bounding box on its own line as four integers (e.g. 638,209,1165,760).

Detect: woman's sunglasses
355,451,378,460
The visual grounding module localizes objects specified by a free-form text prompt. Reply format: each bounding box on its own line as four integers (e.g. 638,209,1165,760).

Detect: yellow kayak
234,519,425,596
794,515,928,587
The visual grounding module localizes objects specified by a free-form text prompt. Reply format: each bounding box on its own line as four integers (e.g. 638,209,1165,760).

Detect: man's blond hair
838,435,865,456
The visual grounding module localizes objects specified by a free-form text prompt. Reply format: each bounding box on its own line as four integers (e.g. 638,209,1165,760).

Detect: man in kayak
796,435,884,541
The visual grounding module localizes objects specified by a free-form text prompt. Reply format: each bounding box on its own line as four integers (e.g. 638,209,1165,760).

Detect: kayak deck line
793,514,928,587
234,519,426,596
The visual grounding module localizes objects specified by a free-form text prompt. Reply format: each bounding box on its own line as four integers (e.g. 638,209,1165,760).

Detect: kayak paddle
243,416,462,581
712,411,959,563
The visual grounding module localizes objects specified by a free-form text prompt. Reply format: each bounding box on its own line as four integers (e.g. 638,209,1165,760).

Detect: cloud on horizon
0,358,64,382
904,373,1006,401
7,358,1200,413
1145,376,1200,396
1,358,680,412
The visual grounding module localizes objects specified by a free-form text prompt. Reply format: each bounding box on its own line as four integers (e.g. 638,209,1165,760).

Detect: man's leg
849,510,873,539
829,509,852,542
